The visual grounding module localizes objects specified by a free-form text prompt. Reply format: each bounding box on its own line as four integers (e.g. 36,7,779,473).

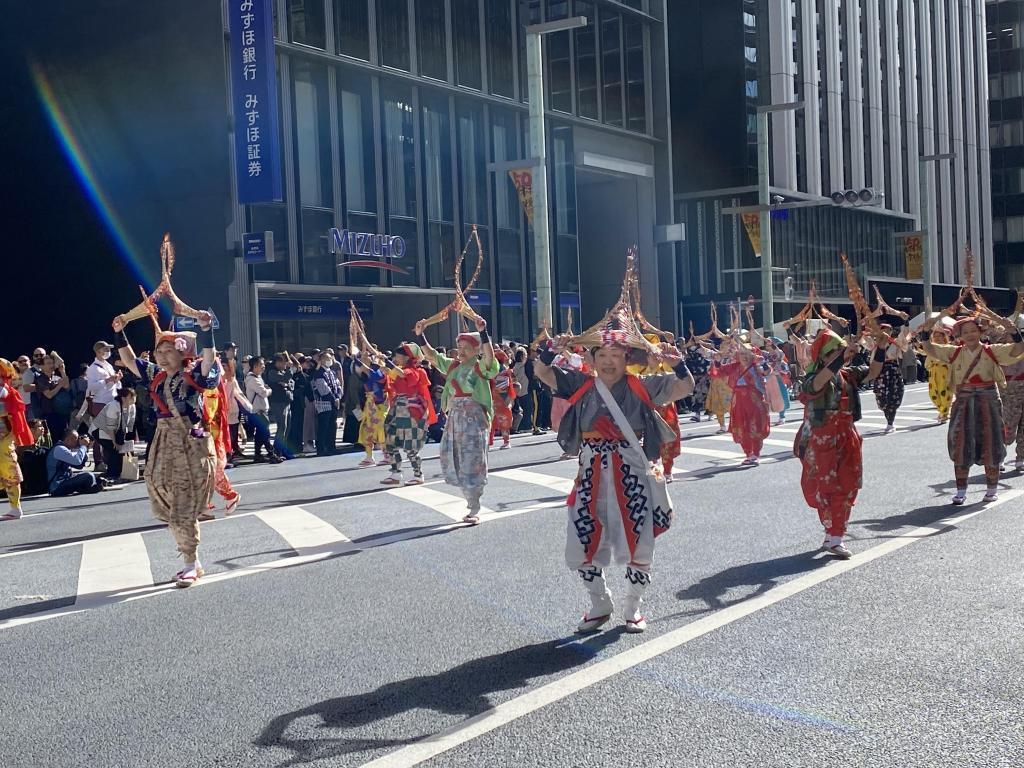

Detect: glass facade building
668,0,994,330
987,0,1024,287
224,0,676,354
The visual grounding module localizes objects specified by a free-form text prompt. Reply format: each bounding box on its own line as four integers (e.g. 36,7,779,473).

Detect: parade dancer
705,340,733,434
718,341,771,465
924,328,953,423
534,301,693,634
112,313,220,587
489,350,515,450
355,356,390,467
920,313,1024,504
763,336,791,425
872,323,908,434
380,343,436,486
202,382,241,517
0,359,33,521
414,315,498,525
796,331,883,559
1002,345,1024,472
683,340,711,422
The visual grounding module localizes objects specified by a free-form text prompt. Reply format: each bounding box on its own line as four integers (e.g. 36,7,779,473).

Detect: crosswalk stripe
76,533,153,602
494,468,574,495
385,485,491,521
705,435,793,449
254,506,353,554
679,446,743,460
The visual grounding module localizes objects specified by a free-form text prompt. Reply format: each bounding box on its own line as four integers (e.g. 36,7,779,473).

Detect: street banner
741,213,761,258
229,0,282,204
905,235,923,280
509,170,535,225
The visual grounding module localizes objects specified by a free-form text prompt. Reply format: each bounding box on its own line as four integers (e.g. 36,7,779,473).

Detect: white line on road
679,446,745,460
495,468,575,496
76,533,153,604
705,435,793,449
254,506,353,555
357,489,1024,768
384,485,491,521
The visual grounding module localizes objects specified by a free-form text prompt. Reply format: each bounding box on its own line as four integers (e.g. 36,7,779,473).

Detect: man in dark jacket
266,352,296,459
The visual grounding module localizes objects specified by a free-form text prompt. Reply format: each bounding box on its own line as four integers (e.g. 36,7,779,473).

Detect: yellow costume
925,355,952,421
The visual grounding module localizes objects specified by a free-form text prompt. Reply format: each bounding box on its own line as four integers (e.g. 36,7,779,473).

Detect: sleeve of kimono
134,359,158,388
433,354,455,376
189,359,221,390
847,365,871,387
476,356,499,380
641,373,682,406
989,344,1024,366
549,367,585,399
926,343,956,364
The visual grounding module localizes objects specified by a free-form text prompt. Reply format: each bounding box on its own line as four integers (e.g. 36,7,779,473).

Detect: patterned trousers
146,417,214,561
385,398,427,477
567,439,672,620
1002,381,1024,461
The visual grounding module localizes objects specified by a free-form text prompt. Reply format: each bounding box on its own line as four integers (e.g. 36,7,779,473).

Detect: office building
669,0,997,328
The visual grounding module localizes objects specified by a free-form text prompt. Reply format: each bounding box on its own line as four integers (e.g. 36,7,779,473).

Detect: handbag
120,453,140,482
593,378,672,514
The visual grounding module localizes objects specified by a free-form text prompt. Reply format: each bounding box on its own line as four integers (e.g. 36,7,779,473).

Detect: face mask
99,350,111,361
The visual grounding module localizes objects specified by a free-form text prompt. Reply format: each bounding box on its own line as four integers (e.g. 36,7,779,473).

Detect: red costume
719,356,771,458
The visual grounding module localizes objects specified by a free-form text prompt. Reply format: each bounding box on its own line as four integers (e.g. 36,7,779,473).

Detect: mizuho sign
329,227,408,274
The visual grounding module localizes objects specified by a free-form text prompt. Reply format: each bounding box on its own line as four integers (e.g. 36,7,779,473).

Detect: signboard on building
257,298,371,322
904,235,923,281
329,228,408,274
242,231,274,263
228,0,282,204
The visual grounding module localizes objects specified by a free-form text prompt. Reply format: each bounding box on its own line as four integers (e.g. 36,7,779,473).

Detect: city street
2,383,1023,768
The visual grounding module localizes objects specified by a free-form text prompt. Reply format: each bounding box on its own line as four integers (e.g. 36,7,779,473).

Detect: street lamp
918,152,955,309
756,101,803,331
525,15,587,332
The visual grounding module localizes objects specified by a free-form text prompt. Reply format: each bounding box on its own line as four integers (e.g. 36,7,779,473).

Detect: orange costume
203,382,240,514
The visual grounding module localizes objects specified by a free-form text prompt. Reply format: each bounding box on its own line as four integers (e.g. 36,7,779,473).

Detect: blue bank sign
229,0,282,204
329,228,408,274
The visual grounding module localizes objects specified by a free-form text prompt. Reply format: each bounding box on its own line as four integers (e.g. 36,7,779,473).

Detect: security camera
770,194,785,206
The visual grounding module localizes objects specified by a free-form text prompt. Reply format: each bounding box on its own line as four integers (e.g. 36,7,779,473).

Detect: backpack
18,446,49,496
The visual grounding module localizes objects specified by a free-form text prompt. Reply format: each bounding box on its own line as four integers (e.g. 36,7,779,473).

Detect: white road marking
495,468,575,496
679,446,744,460
706,435,793,449
254,506,353,555
357,489,1024,768
384,485,492,521
75,533,153,603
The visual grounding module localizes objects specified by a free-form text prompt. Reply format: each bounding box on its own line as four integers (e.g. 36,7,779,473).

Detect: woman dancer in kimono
414,315,498,525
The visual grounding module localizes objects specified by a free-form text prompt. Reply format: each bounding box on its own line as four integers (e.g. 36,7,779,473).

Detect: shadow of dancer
255,634,621,766
667,550,829,619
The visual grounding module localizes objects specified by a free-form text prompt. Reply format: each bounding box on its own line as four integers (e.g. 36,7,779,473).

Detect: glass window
487,0,515,97
293,62,333,209
300,208,336,284
418,0,448,80
382,85,419,286
378,0,410,70
601,11,623,127
548,28,573,112
454,0,483,89
343,212,383,286
338,78,377,214
624,20,646,132
458,101,490,289
288,0,327,48
422,95,456,287
1004,71,1023,99
575,1,598,119
552,126,579,298
249,204,290,282
1007,216,1024,243
334,0,370,60
994,218,1006,243
989,74,1001,100
491,109,524,339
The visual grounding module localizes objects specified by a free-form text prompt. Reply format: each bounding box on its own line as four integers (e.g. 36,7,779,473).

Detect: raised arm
111,316,142,379
196,312,216,378
413,321,441,367
475,316,494,369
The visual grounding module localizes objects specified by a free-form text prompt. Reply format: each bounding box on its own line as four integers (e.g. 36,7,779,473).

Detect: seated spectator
95,388,137,480
47,430,107,497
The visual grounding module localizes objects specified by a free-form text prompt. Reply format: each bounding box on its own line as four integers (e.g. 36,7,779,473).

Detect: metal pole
918,158,931,310
526,31,553,331
757,110,774,330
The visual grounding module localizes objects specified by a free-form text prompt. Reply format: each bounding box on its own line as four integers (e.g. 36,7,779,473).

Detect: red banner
508,169,535,225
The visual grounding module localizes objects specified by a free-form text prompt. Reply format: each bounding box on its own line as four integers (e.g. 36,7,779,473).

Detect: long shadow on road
255,633,622,767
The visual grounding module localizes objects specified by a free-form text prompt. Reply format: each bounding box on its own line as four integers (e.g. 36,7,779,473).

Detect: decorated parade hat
456,332,482,348
397,342,423,360
566,246,658,354
154,331,198,359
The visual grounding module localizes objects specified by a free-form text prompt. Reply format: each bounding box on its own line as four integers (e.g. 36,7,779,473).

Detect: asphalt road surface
2,383,1022,768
